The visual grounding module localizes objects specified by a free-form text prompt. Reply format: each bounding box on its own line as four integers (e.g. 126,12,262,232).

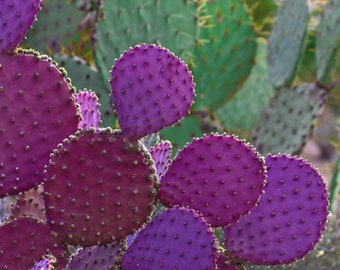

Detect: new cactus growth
0,1,335,269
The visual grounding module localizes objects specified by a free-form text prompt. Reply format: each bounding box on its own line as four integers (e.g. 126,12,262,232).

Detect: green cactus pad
192,0,257,111
43,129,157,246
22,0,95,56
159,114,206,156
315,0,340,83
94,0,200,90
251,83,328,156
267,0,309,88
214,38,275,134
53,54,115,127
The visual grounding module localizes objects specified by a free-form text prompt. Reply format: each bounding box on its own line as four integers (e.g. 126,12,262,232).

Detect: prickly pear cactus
214,38,275,134
0,217,67,269
251,83,328,155
53,54,115,127
192,0,257,111
23,0,95,57
224,155,329,265
94,0,201,90
0,0,41,53
150,140,172,180
315,0,340,83
122,206,217,270
43,129,157,246
267,0,309,88
75,90,101,129
65,241,126,269
110,44,195,140
158,133,266,227
0,50,79,198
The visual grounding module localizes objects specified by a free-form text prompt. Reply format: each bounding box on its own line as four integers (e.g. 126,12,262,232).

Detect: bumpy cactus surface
0,1,335,269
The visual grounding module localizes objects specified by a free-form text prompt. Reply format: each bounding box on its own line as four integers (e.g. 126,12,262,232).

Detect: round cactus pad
224,155,329,265
110,44,195,140
122,206,217,270
0,217,67,269
0,51,79,198
43,129,157,246
0,0,41,53
158,134,266,227
65,241,125,270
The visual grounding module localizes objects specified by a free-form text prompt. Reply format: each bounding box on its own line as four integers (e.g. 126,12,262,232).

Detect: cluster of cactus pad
0,0,334,269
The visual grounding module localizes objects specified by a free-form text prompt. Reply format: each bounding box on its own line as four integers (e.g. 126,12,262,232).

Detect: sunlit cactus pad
122,206,217,270
65,241,126,270
224,154,329,265
0,0,41,53
267,0,309,88
110,44,195,140
158,133,266,227
251,83,328,155
43,129,157,246
0,217,67,269
192,0,257,110
0,50,79,198
75,90,101,130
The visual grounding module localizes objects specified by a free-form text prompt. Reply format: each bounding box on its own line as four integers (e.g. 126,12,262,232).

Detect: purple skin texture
150,140,172,180
0,217,67,269
110,44,195,140
43,129,157,246
0,0,41,53
158,133,266,227
224,154,329,265
0,51,79,198
65,241,125,270
75,90,101,130
122,206,217,270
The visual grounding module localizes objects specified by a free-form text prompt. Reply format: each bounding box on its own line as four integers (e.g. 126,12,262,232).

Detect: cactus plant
0,0,336,269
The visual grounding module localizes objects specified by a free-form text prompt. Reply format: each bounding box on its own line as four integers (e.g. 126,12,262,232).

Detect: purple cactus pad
110,44,195,140
0,51,79,198
75,90,101,130
158,134,266,227
0,217,67,269
65,241,126,270
224,154,329,265
43,129,157,246
122,206,217,270
0,0,41,53
150,140,172,180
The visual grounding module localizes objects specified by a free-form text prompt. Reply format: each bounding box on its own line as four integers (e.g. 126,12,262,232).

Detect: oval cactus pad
0,0,41,53
43,129,157,246
75,90,101,130
110,44,195,140
150,140,172,180
122,206,217,270
224,155,329,265
158,134,266,227
0,51,79,198
0,217,67,269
